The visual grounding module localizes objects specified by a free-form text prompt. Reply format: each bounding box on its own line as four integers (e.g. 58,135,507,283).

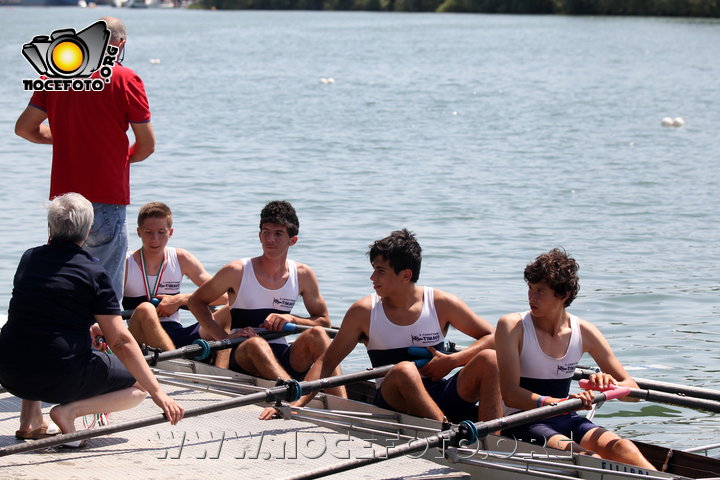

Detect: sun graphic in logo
51,41,84,74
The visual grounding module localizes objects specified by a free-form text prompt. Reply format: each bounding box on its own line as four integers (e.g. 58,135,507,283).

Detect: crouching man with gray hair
0,193,183,446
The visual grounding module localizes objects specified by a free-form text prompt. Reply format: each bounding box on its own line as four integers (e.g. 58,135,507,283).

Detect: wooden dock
0,385,466,479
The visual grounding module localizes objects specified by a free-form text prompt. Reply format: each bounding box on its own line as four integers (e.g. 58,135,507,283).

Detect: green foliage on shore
197,0,720,16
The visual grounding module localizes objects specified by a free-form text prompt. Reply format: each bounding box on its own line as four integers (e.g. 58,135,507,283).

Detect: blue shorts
229,342,309,381
374,371,478,423
161,321,201,347
503,411,598,445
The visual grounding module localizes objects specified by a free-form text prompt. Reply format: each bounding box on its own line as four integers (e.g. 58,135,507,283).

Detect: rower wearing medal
123,202,228,353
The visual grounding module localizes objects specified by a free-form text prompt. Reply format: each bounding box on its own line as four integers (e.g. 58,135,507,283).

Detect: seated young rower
124,202,228,353
188,201,344,398
495,248,656,469
264,229,501,423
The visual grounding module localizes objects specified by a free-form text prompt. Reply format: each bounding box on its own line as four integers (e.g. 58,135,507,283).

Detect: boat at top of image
112,0,185,7
0,0,84,6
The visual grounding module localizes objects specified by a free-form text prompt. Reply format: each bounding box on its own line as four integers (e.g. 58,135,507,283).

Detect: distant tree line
196,0,719,16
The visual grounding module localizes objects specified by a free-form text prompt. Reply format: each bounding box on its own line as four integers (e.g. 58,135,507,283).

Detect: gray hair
100,16,127,45
47,193,94,243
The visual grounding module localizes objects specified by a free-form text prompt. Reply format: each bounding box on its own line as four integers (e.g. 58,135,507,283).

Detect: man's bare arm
15,105,52,144
129,121,155,163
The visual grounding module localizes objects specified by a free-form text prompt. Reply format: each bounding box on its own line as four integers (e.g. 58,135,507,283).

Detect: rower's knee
238,336,269,355
130,302,159,328
386,361,422,386
470,349,499,377
135,302,157,317
610,438,641,458
306,326,331,344
297,327,331,356
234,337,270,364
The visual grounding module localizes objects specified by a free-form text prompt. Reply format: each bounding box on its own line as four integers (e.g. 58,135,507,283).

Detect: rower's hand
568,389,594,410
228,327,257,339
584,372,618,392
418,347,454,381
154,294,182,317
262,313,293,331
259,406,281,421
152,391,185,425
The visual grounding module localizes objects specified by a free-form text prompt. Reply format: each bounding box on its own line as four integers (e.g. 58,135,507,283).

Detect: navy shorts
1,351,136,405
503,411,598,445
161,321,201,347
374,371,478,423
229,342,309,381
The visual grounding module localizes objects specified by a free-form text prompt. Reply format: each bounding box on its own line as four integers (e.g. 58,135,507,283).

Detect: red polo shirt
30,64,151,205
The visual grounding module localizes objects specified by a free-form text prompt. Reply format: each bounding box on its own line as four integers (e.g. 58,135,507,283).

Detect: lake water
0,7,718,450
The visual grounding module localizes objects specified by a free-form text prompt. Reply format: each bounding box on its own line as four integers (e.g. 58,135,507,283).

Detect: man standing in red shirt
15,17,155,302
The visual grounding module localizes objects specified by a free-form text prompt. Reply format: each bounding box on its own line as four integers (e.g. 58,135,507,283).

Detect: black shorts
503,411,598,445
374,370,478,424
229,342,309,381
161,321,201,347
0,351,136,405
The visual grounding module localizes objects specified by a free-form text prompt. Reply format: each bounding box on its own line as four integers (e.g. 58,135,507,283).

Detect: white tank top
505,311,583,414
366,286,445,387
229,258,299,345
123,247,183,324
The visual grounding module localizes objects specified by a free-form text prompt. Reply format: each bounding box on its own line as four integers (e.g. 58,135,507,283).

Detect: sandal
15,422,61,440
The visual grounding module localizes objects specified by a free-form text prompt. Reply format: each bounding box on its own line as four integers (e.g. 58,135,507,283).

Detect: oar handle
574,366,720,402
121,302,217,320
143,323,340,364
578,379,631,401
578,377,720,412
280,323,338,338
407,346,432,358
407,346,455,368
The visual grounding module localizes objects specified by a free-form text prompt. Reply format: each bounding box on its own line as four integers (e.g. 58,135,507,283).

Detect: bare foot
49,405,77,434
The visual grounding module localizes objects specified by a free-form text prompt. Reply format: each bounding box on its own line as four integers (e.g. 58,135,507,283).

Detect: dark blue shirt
0,240,120,378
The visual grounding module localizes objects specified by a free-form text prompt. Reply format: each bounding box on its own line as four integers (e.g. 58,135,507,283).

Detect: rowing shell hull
154,359,720,480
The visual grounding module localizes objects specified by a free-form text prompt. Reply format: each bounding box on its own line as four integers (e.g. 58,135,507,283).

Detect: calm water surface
0,8,718,449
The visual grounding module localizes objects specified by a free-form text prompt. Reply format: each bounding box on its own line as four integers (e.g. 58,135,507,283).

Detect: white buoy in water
319,77,335,84
149,58,161,64
661,117,674,127
673,117,685,127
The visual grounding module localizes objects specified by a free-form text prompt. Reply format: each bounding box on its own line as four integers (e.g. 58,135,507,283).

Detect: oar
574,367,720,403
284,387,631,480
628,386,720,413
121,302,217,320
407,345,454,368
409,349,720,412
142,323,338,365
0,364,396,457
578,377,720,413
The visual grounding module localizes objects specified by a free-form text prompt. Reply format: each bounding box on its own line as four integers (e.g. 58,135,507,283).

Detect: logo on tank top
411,332,441,345
557,362,578,375
159,281,181,291
273,297,296,309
